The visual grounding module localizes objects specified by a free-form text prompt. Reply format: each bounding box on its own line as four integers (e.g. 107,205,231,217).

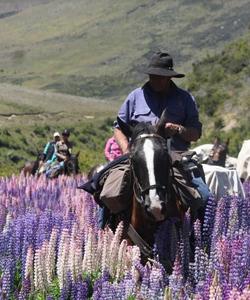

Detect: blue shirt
116,81,202,151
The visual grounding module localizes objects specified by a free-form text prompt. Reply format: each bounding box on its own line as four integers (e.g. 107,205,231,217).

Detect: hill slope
185,30,250,155
0,0,249,98
1,27,249,175
0,84,120,175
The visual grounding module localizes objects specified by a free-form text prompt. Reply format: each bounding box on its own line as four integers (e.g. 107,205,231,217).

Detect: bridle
128,133,173,257
130,133,172,205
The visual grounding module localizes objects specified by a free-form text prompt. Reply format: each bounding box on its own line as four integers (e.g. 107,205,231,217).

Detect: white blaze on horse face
143,139,165,221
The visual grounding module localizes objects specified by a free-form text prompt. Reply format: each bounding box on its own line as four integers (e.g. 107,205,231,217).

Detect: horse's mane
130,122,156,143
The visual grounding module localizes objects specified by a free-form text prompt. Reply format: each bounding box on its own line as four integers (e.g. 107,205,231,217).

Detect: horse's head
118,112,172,222
208,137,229,167
64,151,80,175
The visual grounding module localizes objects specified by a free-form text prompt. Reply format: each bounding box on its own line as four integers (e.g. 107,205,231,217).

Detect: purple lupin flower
76,280,88,300
181,212,192,279
59,272,72,300
18,277,31,300
92,270,110,300
227,196,240,238
211,195,230,248
202,195,216,249
169,253,184,299
1,257,15,299
228,231,249,291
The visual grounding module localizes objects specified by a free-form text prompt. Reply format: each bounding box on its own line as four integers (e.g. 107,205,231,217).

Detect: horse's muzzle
147,200,166,222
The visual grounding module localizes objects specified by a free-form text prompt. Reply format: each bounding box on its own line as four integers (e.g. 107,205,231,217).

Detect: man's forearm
114,128,129,154
178,125,200,142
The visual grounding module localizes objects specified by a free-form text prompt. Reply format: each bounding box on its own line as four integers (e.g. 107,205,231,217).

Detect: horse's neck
130,196,157,246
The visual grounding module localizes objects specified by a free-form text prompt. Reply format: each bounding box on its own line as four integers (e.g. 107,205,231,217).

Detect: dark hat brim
144,67,185,78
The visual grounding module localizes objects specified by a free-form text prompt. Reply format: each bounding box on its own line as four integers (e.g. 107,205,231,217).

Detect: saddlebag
79,155,133,214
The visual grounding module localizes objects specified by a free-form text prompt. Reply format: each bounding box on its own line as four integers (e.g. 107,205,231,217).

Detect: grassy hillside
0,0,249,99
1,29,250,175
185,31,250,155
0,84,120,176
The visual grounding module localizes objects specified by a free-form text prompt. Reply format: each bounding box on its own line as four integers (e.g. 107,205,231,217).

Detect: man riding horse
112,51,208,211
82,51,209,230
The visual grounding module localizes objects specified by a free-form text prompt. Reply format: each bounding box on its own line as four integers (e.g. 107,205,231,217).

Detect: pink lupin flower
228,287,241,299
240,286,250,300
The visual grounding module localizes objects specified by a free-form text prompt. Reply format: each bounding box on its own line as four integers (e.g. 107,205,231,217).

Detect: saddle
170,151,210,212
79,154,131,212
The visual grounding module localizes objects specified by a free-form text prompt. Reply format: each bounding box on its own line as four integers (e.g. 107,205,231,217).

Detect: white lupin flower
115,239,128,281
101,228,110,274
57,228,70,289
82,227,97,273
34,248,44,290
46,228,58,285
109,222,124,277
24,246,34,282
68,223,78,281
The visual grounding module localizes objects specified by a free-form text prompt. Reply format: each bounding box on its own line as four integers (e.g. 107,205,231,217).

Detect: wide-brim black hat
144,51,185,78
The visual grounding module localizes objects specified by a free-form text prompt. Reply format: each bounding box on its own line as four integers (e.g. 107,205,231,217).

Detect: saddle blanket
202,164,245,200
237,140,250,181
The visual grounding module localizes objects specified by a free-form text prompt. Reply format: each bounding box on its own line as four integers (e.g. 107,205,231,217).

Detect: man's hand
164,122,180,137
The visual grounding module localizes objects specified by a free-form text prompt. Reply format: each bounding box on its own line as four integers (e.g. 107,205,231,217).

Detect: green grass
0,0,250,98
0,84,120,177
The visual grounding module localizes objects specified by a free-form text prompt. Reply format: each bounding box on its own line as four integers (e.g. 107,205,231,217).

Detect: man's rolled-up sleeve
114,92,134,128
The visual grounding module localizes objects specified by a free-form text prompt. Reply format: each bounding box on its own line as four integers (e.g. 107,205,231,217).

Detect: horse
192,137,238,169
115,116,187,265
237,140,250,182
192,140,245,199
21,152,42,176
207,137,229,167
47,151,80,178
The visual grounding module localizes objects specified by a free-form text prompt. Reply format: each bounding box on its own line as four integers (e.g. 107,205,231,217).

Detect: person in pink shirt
104,136,122,162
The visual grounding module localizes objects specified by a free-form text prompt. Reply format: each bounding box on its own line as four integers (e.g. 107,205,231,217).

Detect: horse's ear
117,117,135,137
225,138,230,146
156,108,168,137
213,137,220,145
75,151,80,158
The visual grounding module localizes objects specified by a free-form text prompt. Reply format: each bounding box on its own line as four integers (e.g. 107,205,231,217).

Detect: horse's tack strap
127,224,153,257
